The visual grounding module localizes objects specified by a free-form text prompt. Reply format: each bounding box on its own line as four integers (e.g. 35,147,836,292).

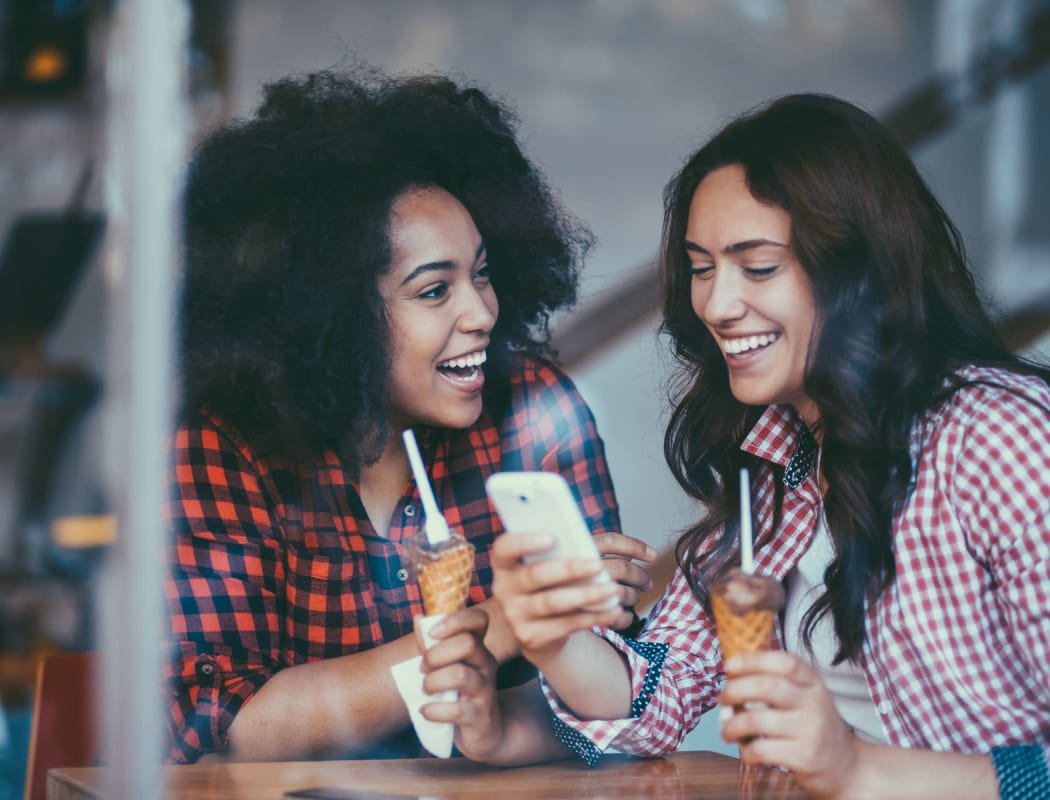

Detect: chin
430,403,484,431
728,380,779,409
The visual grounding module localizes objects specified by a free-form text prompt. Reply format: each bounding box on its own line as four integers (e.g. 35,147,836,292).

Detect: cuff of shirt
991,745,1050,800
167,644,270,763
540,630,669,767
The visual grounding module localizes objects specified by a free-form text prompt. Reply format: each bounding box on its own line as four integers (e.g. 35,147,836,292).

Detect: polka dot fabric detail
624,638,669,719
992,745,1050,800
783,425,817,489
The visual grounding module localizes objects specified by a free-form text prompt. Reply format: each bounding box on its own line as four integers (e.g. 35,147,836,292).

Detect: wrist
479,598,521,663
842,740,891,800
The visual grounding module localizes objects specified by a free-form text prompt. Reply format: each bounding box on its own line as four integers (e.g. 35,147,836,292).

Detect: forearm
222,634,420,761
529,630,632,721
848,742,999,800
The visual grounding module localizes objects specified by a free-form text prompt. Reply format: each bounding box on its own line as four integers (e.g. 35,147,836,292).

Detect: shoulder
503,352,588,398
924,366,1050,445
174,404,261,469
918,367,1050,512
499,354,594,422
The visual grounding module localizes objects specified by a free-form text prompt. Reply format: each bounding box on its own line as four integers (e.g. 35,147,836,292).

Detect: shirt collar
741,404,819,489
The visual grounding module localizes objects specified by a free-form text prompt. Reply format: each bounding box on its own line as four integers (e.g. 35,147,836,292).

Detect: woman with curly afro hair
164,66,655,764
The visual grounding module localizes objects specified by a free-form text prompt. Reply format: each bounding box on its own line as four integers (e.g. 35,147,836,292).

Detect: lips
436,349,487,390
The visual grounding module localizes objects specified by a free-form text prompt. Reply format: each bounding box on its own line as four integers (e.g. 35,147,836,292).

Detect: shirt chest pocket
282,545,382,660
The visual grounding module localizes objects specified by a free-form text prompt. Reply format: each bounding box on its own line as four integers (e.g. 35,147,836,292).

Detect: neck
358,430,412,537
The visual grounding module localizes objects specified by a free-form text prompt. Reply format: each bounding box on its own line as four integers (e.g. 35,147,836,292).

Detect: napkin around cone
389,614,456,758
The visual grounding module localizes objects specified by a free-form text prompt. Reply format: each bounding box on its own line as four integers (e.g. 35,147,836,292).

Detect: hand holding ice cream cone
714,469,786,739
389,430,478,757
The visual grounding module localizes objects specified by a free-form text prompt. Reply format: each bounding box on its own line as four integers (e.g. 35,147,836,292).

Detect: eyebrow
684,238,790,256
399,241,487,286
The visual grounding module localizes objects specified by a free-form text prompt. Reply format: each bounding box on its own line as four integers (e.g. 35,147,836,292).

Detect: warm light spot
24,45,67,83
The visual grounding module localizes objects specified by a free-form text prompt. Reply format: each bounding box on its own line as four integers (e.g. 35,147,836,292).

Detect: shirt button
404,505,416,517
197,662,215,677
396,568,409,582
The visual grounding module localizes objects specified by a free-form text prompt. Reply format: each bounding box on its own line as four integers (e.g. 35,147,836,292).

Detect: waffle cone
710,592,775,662
417,542,474,616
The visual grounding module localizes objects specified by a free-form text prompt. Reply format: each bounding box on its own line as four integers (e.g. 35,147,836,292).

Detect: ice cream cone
417,540,475,616
710,593,776,662
709,567,785,663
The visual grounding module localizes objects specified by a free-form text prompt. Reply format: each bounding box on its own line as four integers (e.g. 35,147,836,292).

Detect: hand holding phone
485,471,617,611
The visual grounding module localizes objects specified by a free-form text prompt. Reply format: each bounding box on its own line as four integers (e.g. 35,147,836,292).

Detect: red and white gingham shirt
545,366,1050,767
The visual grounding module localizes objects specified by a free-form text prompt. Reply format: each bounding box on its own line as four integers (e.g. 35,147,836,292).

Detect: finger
419,699,470,724
726,651,817,686
737,732,796,770
524,580,620,618
502,556,607,595
492,531,556,568
423,661,490,696
720,673,800,710
425,607,489,641
423,630,498,672
517,607,624,648
592,532,659,562
602,558,653,595
721,702,797,742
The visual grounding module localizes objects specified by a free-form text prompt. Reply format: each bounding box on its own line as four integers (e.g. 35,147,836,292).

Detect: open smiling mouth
437,350,487,383
722,333,780,358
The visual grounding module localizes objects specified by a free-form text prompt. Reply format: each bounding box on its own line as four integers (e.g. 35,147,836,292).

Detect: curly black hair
660,94,1050,663
180,66,593,470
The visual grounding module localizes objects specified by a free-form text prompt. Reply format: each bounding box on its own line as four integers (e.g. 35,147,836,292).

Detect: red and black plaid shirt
545,366,1050,769
164,356,620,763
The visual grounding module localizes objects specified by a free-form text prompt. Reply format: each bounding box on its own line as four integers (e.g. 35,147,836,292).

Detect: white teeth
722,334,778,355
438,350,487,369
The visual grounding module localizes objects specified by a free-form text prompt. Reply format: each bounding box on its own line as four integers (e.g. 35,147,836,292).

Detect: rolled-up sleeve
163,416,284,763
539,566,725,765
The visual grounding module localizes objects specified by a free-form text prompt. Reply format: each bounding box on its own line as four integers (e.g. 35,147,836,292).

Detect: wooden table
48,752,809,799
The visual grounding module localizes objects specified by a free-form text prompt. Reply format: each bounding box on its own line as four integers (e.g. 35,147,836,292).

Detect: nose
458,284,498,334
694,265,746,325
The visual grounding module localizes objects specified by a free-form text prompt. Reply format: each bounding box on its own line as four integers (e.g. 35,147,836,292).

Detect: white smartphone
485,471,617,610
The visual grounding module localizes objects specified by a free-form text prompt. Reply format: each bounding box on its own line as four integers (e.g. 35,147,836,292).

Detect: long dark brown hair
662,93,1049,663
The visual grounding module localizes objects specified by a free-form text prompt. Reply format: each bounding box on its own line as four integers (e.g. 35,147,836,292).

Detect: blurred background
1,0,1049,793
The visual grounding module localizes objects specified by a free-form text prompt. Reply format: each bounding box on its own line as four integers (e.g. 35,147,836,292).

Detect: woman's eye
744,266,778,278
689,265,714,279
418,283,448,300
474,264,491,283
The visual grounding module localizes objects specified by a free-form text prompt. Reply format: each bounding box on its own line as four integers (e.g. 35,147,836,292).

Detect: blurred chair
23,651,98,800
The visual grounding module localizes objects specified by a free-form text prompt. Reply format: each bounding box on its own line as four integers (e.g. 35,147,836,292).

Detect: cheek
689,282,706,319
486,287,499,321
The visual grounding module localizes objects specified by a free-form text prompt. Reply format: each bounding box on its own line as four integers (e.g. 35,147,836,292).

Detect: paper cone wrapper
417,542,474,616
389,615,457,759
710,592,776,663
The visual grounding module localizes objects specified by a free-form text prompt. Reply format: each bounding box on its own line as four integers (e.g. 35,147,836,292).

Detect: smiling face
378,186,498,432
686,164,819,427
